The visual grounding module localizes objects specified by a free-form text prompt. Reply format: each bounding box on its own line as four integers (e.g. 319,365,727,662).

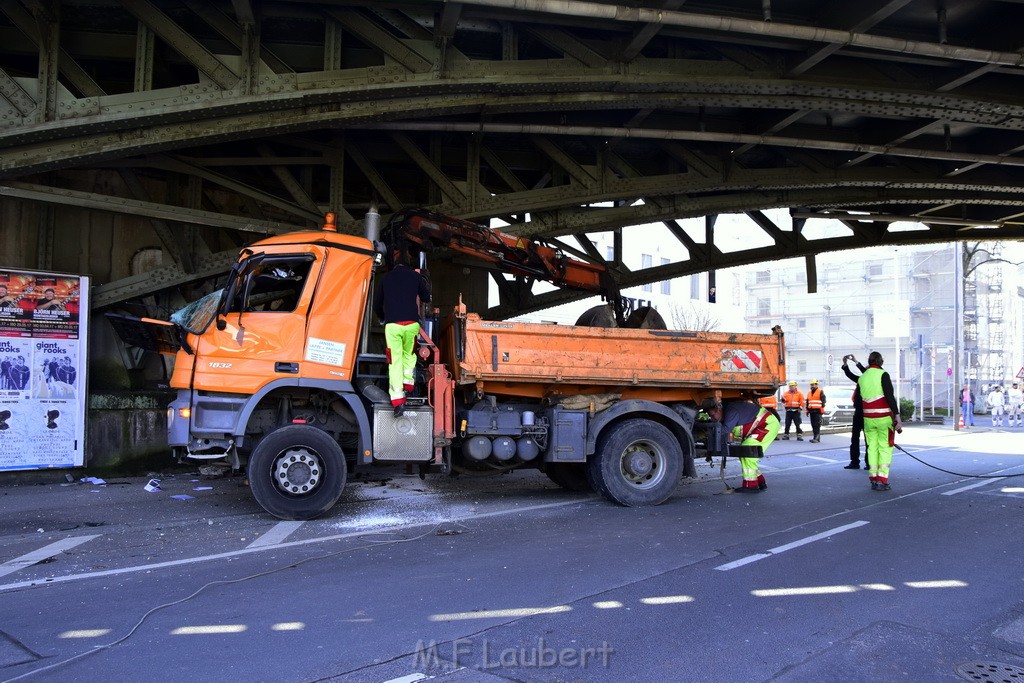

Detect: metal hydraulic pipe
455,0,1024,68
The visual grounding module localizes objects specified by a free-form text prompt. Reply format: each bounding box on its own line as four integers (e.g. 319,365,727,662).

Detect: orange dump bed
441,313,784,401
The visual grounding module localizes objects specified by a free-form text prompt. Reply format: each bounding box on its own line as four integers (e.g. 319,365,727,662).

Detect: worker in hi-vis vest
701,398,780,493
805,379,826,443
856,351,903,491
779,380,804,440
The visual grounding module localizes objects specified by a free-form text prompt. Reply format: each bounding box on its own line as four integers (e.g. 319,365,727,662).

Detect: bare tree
666,301,721,332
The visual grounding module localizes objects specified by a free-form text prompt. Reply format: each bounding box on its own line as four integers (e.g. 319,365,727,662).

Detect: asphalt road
0,424,1023,683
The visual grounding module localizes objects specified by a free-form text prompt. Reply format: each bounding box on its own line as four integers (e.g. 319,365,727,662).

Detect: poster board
0,269,88,470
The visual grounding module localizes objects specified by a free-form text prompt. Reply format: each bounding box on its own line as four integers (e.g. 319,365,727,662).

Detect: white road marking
247,521,304,548
0,499,586,593
715,521,869,571
791,454,839,463
941,479,998,496
0,535,100,579
381,675,429,683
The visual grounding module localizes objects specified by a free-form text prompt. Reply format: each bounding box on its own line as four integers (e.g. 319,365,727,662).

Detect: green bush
899,398,915,421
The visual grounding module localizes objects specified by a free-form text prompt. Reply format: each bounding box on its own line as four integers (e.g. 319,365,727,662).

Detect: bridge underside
2,0,1024,316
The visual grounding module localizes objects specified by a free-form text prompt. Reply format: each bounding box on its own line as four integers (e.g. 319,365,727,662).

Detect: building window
690,275,700,300
797,360,807,373
868,263,884,277
797,319,806,329
660,258,671,295
757,298,770,316
606,245,615,261
641,254,652,292
756,270,770,284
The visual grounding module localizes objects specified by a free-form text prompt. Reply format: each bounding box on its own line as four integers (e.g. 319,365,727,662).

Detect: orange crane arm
382,208,619,307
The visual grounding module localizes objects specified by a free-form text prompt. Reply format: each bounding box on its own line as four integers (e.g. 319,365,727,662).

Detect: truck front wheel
588,419,681,506
248,425,347,520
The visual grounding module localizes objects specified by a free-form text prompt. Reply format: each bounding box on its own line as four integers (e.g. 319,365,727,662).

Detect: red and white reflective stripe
862,394,892,418
741,409,771,442
725,349,763,372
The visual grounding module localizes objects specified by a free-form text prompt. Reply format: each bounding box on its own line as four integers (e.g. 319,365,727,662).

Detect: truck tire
544,463,592,492
248,425,347,520
588,418,682,506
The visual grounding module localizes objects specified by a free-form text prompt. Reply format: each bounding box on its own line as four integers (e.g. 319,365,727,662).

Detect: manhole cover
955,662,1024,682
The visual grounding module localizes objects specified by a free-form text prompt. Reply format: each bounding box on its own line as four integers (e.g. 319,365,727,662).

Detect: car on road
821,386,855,425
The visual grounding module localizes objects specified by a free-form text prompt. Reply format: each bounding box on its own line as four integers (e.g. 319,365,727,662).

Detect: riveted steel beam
121,0,241,90
0,181,304,234
345,141,402,214
0,67,36,117
390,131,467,205
324,8,434,73
92,249,240,309
0,0,104,97
183,0,292,75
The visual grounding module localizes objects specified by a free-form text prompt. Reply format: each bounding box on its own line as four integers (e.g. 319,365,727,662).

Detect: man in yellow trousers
857,351,902,491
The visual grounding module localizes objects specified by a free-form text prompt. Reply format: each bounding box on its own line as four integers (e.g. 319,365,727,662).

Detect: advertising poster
0,269,88,471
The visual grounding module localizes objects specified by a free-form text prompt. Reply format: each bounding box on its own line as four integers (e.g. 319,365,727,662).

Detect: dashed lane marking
0,535,101,579
941,479,999,496
715,521,869,571
247,521,304,548
791,454,840,463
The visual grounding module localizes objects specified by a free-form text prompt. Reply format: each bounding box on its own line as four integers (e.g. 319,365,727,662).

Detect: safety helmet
810,379,819,385
788,380,797,386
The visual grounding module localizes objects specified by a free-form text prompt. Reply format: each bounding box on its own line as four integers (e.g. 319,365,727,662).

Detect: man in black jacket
841,355,868,470
373,245,431,415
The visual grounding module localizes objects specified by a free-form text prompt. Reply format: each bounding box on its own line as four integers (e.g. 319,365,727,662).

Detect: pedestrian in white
1007,382,1023,427
987,385,1006,427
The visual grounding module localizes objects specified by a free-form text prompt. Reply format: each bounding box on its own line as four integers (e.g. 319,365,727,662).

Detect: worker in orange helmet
805,379,826,443
779,380,805,441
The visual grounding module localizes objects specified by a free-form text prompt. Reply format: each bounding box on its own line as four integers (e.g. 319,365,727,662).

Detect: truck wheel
588,419,681,506
248,425,347,520
544,463,592,492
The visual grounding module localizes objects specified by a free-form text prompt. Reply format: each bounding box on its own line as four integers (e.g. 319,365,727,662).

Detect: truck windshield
171,289,223,335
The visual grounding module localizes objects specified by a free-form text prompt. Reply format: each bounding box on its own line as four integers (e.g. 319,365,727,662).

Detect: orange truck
110,210,785,520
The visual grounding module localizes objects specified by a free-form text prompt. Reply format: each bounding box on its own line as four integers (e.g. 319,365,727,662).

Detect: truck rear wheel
544,463,592,492
248,425,347,520
588,419,681,506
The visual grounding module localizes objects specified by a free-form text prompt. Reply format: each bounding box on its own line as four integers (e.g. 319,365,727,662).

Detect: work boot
870,482,880,491
875,482,891,491
810,437,820,443
393,404,406,417
863,464,870,470
780,434,789,440
796,436,804,441
733,483,760,493
757,475,767,491
844,463,860,470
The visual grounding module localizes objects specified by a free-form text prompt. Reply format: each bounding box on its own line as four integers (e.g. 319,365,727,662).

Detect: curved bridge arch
0,0,1022,311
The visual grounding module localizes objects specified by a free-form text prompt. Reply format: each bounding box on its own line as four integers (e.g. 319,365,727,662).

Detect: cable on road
895,443,1024,479
1,522,470,683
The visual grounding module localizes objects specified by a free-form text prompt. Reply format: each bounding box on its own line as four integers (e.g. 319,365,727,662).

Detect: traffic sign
1017,366,1024,379
827,353,833,367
